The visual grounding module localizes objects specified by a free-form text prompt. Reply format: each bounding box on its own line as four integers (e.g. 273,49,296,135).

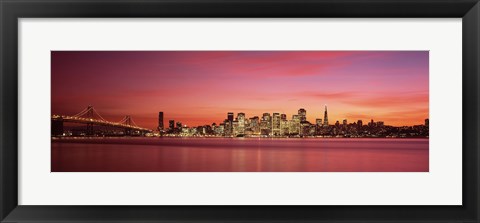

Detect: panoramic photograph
51,51,429,172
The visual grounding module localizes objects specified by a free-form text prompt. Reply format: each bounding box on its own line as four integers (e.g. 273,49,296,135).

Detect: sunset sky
51,51,428,129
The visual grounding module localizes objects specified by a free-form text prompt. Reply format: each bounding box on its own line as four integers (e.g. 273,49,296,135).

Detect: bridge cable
92,107,108,122
72,107,89,118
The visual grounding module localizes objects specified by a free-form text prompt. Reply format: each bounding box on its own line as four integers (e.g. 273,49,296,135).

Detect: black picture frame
1,0,479,222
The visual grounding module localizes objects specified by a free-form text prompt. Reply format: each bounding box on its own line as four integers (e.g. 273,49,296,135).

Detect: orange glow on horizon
52,51,429,129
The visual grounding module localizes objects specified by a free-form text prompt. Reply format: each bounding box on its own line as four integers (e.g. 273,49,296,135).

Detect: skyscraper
169,120,175,131
250,116,260,134
224,119,232,136
280,119,289,136
158,112,164,130
232,120,239,136
298,108,307,122
227,112,234,135
176,121,182,130
227,112,234,122
323,105,329,126
272,113,281,136
289,115,300,135
261,113,272,135
237,113,245,135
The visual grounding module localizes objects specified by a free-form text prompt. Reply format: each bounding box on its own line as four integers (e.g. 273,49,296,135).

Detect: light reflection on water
51,137,429,172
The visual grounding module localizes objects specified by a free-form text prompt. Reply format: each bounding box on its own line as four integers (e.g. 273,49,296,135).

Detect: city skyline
156,106,426,130
52,104,428,138
150,105,429,138
52,51,429,129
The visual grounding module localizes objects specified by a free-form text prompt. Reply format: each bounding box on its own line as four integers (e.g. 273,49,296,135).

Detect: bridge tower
124,115,132,136
86,105,94,136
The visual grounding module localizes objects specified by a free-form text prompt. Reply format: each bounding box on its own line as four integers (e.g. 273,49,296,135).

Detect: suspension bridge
51,105,152,136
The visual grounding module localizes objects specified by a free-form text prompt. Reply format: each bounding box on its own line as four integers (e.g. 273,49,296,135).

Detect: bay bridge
51,105,152,136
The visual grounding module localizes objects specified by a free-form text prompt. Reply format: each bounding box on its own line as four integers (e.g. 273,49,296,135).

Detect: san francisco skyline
51,51,429,129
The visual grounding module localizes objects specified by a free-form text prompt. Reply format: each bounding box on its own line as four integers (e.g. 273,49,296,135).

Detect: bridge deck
52,115,151,132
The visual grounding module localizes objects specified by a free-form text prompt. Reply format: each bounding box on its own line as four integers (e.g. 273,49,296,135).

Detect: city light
156,106,429,138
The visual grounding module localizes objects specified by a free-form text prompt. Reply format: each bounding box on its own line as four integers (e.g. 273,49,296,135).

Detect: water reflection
51,138,429,172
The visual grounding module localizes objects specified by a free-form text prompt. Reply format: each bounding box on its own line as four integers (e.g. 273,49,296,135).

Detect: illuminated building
300,121,311,136
298,108,307,122
224,119,232,136
169,120,175,132
272,113,281,136
261,113,272,135
140,106,429,138
323,105,329,126
158,112,164,130
211,123,217,131
237,113,245,135
232,120,239,136
315,118,323,134
176,121,182,130
216,124,225,135
289,115,300,135
227,112,234,135
280,119,289,135
249,116,260,134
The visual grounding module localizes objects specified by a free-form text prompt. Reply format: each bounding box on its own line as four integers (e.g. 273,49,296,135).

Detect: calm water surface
51,137,429,172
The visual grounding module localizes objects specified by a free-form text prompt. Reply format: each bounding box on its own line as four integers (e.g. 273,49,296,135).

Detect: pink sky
51,51,429,129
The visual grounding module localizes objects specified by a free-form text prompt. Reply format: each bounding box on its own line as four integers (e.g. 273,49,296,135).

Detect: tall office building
227,112,234,135
261,113,272,135
237,113,245,135
176,121,182,130
280,119,289,135
227,112,234,122
169,120,175,131
300,121,311,136
224,120,232,136
298,108,307,122
250,116,260,134
323,105,329,126
232,120,239,136
357,120,363,129
289,115,300,135
425,118,429,127
272,113,281,136
158,112,164,130
281,113,287,120
343,119,348,126
216,124,225,135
